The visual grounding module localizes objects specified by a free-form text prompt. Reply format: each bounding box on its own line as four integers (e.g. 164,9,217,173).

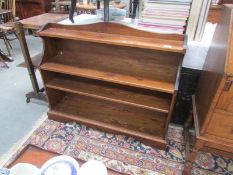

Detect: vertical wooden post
15,22,47,103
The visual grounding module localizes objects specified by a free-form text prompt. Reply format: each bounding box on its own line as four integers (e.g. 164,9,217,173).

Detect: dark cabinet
16,0,52,19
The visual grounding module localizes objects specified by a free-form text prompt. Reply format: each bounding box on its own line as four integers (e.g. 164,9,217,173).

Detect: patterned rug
4,118,233,175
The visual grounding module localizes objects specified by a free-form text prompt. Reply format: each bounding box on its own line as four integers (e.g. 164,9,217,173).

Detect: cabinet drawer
216,78,233,112
206,110,233,140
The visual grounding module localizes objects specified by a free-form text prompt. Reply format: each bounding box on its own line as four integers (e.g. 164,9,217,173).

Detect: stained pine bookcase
38,22,186,149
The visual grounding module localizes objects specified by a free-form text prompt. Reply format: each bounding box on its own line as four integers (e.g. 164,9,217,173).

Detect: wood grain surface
7,145,128,175
39,22,185,150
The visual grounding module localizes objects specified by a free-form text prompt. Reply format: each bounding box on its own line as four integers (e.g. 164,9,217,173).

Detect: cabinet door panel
216,77,233,112
207,110,233,140
228,101,233,113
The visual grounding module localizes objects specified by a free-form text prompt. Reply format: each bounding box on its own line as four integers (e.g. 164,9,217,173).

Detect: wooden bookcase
38,22,186,149
183,5,233,174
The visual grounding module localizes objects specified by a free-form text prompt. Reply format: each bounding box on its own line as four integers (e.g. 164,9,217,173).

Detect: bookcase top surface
38,22,186,53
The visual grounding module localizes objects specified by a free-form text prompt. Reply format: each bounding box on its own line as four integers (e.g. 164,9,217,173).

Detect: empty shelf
39,27,185,53
48,93,167,148
46,76,171,113
41,62,175,94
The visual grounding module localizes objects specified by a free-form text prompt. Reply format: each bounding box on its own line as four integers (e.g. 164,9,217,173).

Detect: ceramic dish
79,160,107,175
9,163,38,175
39,155,79,175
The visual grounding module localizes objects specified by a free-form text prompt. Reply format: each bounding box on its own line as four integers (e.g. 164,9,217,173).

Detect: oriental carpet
4,118,233,175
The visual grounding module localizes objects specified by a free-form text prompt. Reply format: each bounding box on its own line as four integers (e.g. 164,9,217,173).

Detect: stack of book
138,0,192,34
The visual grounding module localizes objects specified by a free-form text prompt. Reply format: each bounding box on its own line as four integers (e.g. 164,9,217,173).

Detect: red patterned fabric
5,119,233,175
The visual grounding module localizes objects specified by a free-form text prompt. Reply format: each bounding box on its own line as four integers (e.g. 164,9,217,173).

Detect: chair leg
2,34,11,56
14,31,19,40
4,33,13,49
7,39,13,49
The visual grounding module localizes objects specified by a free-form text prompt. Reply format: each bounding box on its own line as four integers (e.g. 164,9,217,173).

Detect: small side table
16,13,68,103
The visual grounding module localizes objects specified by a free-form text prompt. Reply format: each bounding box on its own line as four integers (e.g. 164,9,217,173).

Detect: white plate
39,155,79,175
79,160,107,175
9,163,38,175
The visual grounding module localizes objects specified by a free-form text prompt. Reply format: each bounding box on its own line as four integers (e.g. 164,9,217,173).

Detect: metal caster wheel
26,98,30,103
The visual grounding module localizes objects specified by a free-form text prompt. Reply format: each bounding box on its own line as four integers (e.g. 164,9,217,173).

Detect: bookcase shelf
39,23,185,53
41,62,175,94
44,72,171,113
39,22,186,148
48,92,167,148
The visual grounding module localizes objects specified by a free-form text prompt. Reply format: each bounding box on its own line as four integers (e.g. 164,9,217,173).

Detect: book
144,3,191,10
141,14,188,20
139,0,192,34
141,18,186,26
147,0,192,2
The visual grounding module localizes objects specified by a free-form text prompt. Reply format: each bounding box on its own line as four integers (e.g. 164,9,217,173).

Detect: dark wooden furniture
15,13,68,103
16,0,52,19
218,0,233,4
183,4,233,174
38,22,186,149
6,144,127,175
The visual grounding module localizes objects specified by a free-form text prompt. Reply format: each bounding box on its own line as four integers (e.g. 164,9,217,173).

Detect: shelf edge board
46,83,170,113
48,110,167,149
40,63,175,94
39,28,185,54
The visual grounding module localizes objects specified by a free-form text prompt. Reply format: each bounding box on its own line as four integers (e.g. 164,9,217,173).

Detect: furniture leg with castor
15,22,47,103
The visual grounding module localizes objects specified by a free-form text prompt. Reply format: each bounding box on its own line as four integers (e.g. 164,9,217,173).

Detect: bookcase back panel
41,37,59,63
49,39,182,83
45,87,65,108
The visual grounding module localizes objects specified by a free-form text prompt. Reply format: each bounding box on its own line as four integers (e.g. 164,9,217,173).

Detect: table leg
15,22,47,103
